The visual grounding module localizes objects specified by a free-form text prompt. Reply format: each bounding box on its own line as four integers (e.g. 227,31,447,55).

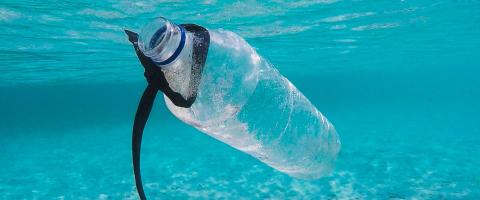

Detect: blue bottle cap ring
150,25,186,66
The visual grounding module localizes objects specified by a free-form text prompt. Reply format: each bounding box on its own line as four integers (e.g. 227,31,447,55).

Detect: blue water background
1,0,479,199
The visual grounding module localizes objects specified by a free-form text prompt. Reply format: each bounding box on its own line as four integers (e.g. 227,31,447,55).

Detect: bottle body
162,29,340,179
138,17,340,179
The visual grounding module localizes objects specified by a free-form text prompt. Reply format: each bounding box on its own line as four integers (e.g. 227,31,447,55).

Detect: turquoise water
1,0,480,199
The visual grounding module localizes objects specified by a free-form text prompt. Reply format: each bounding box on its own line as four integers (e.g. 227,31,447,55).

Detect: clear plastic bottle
139,17,340,179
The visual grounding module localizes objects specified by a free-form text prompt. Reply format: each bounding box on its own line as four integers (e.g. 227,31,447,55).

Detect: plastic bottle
139,17,340,179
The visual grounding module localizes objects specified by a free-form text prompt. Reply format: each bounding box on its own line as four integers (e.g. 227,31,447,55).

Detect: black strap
132,84,157,200
131,24,209,200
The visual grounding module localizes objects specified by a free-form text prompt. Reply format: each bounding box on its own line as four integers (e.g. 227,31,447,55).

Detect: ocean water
1,0,479,199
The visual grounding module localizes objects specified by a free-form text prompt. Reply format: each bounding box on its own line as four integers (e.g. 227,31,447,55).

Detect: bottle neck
139,18,185,66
